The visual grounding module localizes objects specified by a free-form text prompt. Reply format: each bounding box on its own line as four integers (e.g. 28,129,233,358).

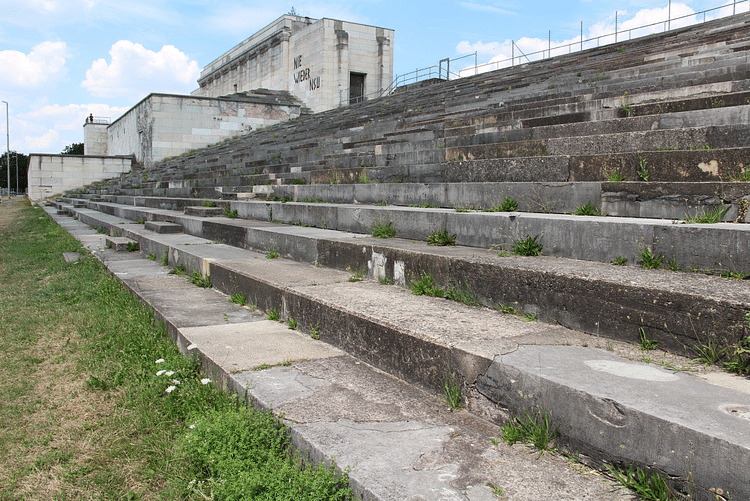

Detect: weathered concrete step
48,206,750,501
58,201,749,368
444,147,750,183
105,236,138,251
144,220,182,234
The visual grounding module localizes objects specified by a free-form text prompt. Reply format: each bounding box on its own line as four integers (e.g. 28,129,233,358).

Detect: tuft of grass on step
511,234,543,256
427,229,456,246
683,205,730,224
372,220,396,238
410,271,444,298
482,196,518,212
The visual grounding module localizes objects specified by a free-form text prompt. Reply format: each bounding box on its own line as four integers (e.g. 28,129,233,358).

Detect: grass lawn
0,198,352,500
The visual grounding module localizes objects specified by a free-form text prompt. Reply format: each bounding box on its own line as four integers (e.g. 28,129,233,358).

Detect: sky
0,0,746,155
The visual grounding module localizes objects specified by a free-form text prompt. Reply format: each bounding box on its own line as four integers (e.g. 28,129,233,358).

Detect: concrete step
47,204,750,501
58,198,749,366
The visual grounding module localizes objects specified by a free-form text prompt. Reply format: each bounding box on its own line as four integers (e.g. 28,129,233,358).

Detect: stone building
192,14,395,112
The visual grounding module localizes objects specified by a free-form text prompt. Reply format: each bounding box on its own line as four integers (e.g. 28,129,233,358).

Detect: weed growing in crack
229,292,247,306
287,318,297,330
309,323,320,340
265,248,279,259
573,201,604,216
636,247,664,270
126,241,140,252
267,308,280,321
147,253,157,260
611,256,628,266
483,196,518,212
159,252,168,266
410,271,444,298
445,281,482,307
665,257,683,272
372,220,396,238
223,206,238,218
512,234,543,256
427,229,457,246
692,338,727,368
683,205,730,224
500,409,560,458
189,271,212,288
639,327,658,350
441,370,462,410
606,463,675,501
169,264,187,276
346,265,367,282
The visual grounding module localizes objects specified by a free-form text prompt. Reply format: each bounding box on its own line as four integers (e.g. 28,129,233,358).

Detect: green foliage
181,408,353,500
135,218,146,224
611,256,628,266
265,248,279,259
605,169,626,182
724,320,750,375
483,196,518,212
427,229,457,246
729,166,750,182
372,220,396,238
168,264,187,275
375,200,387,206
346,265,366,282
292,178,306,185
267,308,280,321
573,201,603,216
445,281,482,307
60,142,85,155
96,227,106,234
410,271,444,298
188,271,212,288
500,409,560,457
639,327,658,350
606,463,675,501
229,292,247,306
441,371,462,409
147,253,157,260
692,338,727,367
665,256,683,272
637,154,650,181
159,252,168,266
126,241,139,252
636,247,664,270
287,318,297,330
309,323,320,340
358,172,372,184
201,200,217,207
495,303,518,315
511,234,543,256
683,205,730,224
223,206,238,218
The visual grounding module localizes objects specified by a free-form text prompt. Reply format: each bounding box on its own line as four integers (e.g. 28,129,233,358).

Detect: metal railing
339,0,750,106
86,116,111,125
469,0,750,75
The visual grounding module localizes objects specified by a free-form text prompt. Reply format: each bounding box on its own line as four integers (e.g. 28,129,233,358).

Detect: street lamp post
2,101,8,200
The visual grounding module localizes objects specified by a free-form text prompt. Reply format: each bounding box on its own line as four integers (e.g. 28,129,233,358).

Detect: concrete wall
107,93,301,167
84,122,108,156
27,154,133,201
192,15,394,113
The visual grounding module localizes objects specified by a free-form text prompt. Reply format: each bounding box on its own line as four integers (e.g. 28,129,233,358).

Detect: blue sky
0,0,745,154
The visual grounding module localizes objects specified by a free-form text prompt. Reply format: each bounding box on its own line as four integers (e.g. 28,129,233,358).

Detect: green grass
636,247,664,270
611,256,628,266
683,205,730,224
229,292,247,306
0,201,354,499
573,201,603,216
427,229,457,246
445,281,482,307
639,327,658,351
372,220,396,238
223,206,239,218
511,234,543,256
410,271,445,298
482,196,518,212
147,253,157,260
201,200,217,207
605,169,626,182
500,409,560,458
265,247,279,259
267,308,280,321
441,371,462,409
126,241,140,252
188,271,212,288
606,463,675,501
169,264,187,275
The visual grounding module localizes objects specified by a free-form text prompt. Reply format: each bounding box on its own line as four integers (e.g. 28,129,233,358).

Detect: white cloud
0,42,69,90
16,102,128,153
461,2,515,16
82,40,201,100
25,130,60,150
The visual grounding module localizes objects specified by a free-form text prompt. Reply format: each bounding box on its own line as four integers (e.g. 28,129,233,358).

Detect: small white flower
172,379,181,385
189,424,196,429
187,343,198,350
165,385,176,393
156,370,166,376
201,378,211,385
165,371,174,376
155,359,165,364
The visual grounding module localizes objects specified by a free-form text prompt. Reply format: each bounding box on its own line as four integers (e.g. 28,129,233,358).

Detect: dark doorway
349,73,366,104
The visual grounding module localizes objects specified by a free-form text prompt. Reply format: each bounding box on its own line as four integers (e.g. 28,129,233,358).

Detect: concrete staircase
57,12,750,501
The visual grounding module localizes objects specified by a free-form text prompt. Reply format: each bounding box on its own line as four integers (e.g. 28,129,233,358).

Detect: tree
0,151,29,193
61,143,84,155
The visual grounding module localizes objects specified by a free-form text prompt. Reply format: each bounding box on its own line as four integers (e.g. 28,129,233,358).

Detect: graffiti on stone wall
293,55,320,91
